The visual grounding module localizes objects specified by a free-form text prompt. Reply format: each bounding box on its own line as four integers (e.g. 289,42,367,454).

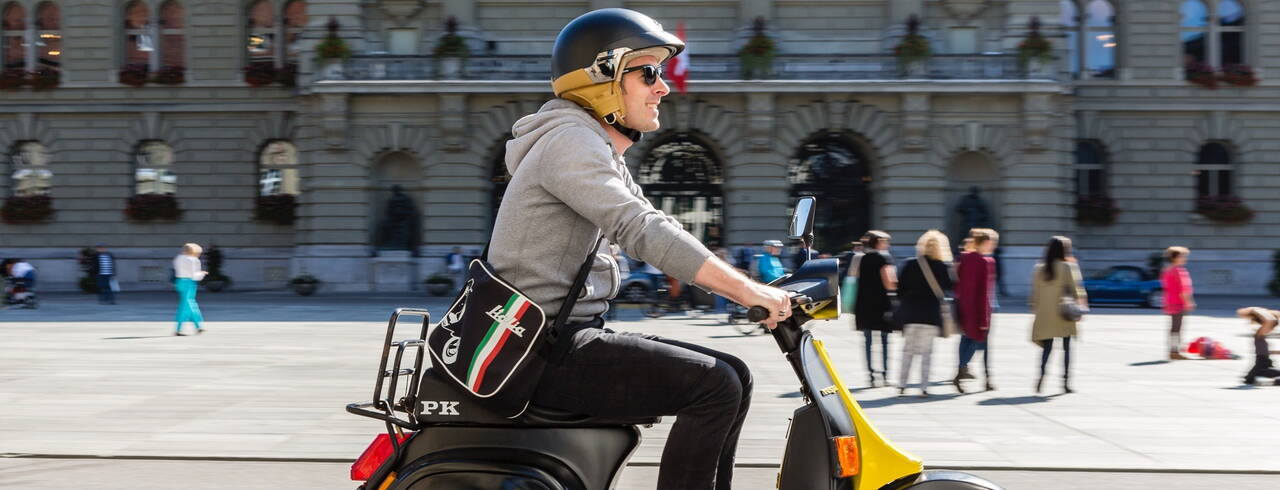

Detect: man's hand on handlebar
738,282,791,330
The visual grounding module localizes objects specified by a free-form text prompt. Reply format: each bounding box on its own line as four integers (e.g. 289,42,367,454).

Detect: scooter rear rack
346,308,431,435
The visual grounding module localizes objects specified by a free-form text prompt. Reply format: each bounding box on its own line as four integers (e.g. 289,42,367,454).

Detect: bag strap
918,256,946,301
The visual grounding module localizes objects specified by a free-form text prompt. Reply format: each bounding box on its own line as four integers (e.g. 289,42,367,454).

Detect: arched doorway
370,151,423,254
944,151,1000,243
638,133,725,248
789,132,873,252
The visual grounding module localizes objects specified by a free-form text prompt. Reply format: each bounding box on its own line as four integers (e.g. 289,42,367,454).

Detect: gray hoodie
491,99,713,323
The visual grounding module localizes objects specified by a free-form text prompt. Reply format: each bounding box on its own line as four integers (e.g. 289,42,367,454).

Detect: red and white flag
667,21,689,93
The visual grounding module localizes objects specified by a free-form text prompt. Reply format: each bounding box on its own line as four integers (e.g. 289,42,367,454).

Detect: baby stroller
5,275,37,309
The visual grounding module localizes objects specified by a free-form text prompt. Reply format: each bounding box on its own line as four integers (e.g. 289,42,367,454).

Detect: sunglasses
621,64,663,85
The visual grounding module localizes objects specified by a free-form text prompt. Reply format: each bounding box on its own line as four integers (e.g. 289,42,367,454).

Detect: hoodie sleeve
533,127,713,283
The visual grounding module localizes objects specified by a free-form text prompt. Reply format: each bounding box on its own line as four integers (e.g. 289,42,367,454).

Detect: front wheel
1145,289,1164,309
899,470,1006,489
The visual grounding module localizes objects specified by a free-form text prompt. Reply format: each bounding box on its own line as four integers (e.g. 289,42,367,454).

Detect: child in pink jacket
1161,246,1195,360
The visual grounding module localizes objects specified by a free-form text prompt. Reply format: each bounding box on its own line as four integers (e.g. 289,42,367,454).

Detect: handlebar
746,295,812,323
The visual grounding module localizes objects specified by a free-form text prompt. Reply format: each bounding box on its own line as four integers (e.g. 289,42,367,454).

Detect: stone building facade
1,0,1277,295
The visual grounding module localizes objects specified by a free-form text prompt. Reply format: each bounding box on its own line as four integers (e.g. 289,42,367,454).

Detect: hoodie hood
505,99,613,175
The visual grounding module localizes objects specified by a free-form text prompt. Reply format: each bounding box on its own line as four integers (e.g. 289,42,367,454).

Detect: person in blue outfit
755,239,786,284
92,244,117,305
173,243,208,336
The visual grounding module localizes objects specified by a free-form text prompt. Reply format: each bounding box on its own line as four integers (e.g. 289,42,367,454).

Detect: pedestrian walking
854,230,897,387
1030,236,1087,394
754,240,786,284
953,228,999,393
173,243,208,335
893,230,953,397
1162,246,1195,360
92,244,117,305
1237,307,1280,385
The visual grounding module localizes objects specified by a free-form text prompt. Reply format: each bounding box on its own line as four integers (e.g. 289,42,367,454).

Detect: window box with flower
738,17,775,80
1195,195,1253,224
119,63,150,87
894,15,930,77
30,67,59,90
1075,195,1120,226
1185,61,1217,89
1017,17,1055,77
0,68,28,89
1219,64,1257,87
125,194,183,221
151,65,185,85
244,61,278,87
254,194,297,225
277,62,298,87
315,18,351,80
1,195,54,224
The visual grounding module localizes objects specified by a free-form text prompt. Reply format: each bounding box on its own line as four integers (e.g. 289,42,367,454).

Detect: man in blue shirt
755,240,786,284
93,244,116,305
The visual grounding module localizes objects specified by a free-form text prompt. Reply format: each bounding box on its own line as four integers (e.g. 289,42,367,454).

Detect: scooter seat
417,368,662,427
521,404,662,427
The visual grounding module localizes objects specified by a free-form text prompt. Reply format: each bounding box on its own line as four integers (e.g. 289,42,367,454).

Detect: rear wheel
1145,289,1164,309
621,283,648,303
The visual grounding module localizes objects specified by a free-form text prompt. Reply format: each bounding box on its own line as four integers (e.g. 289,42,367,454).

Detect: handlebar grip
747,306,770,323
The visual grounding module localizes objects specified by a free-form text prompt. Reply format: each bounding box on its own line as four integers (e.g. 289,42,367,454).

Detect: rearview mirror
789,196,816,240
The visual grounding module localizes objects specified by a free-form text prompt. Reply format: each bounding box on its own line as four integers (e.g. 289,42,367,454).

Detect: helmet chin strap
611,121,643,143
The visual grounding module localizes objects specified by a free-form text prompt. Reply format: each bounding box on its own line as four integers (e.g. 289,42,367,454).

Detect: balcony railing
321,54,1059,82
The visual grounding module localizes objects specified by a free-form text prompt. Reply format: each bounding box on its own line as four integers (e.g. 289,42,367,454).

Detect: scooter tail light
833,436,860,478
351,432,411,481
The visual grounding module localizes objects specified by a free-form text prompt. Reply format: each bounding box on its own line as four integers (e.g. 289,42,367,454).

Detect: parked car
618,258,662,303
1082,265,1163,308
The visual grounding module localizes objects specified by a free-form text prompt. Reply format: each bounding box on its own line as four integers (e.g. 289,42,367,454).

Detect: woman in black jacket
854,230,897,387
894,230,954,397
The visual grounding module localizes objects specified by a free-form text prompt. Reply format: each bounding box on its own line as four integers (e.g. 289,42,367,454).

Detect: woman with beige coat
1029,236,1087,394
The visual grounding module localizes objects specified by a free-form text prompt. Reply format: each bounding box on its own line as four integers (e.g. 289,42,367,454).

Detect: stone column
724,92,788,248
421,93,489,277
880,93,939,243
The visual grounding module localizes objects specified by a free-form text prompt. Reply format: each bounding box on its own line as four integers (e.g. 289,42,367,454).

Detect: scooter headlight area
344,197,1004,490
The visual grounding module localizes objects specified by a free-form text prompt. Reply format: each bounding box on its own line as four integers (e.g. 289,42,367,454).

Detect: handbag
840,275,857,313
426,233,603,419
1059,283,1086,322
918,256,956,338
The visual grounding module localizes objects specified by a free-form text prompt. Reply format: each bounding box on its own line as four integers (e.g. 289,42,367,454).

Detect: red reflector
351,432,411,481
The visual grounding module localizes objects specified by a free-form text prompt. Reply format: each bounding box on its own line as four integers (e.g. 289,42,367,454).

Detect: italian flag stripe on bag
466,293,534,391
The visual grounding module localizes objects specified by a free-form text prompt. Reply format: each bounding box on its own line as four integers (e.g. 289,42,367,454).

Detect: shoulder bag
426,233,603,419
918,256,957,338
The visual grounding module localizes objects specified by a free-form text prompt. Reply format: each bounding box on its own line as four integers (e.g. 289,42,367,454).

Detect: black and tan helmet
551,9,684,126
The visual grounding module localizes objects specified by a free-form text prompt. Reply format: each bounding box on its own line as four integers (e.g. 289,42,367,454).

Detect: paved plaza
2,291,1279,489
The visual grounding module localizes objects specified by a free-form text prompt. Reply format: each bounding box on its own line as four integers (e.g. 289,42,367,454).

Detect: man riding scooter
487,9,791,489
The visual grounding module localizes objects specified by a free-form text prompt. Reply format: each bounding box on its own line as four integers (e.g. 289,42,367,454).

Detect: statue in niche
377,185,420,253
955,185,993,230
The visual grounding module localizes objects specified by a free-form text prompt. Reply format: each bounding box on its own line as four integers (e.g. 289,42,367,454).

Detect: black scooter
346,197,1003,490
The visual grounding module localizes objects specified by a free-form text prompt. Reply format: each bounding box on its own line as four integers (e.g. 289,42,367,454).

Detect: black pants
533,323,752,490
863,329,890,377
1039,337,1072,379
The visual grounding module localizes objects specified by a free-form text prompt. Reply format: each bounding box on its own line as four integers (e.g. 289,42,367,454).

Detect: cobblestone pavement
2,291,1278,486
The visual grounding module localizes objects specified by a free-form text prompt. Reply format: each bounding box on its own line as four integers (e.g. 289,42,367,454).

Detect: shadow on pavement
102,336,176,340
1128,360,1170,366
977,395,1057,406
858,392,963,407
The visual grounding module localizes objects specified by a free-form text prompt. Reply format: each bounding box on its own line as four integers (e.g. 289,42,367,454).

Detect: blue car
1082,265,1163,309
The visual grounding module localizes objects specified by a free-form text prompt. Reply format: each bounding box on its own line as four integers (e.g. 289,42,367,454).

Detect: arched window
789,133,872,252
245,0,306,70
1,2,24,70
1061,0,1116,79
1074,140,1107,198
1195,141,1232,198
134,141,176,195
159,0,184,68
34,2,59,72
1084,0,1116,78
10,141,51,197
246,0,274,65
123,1,151,67
1182,0,1245,70
283,1,307,66
639,135,725,248
1060,0,1080,78
258,140,298,196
